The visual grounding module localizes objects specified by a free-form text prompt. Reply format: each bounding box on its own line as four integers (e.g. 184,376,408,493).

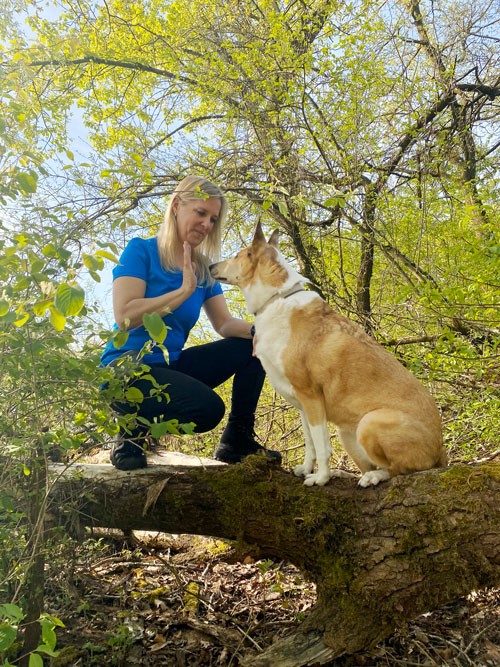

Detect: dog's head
210,222,288,289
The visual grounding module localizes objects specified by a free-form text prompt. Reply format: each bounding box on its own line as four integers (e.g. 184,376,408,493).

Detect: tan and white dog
210,223,447,487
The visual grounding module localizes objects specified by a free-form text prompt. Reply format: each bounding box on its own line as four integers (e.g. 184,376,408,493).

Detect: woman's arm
203,293,253,339
113,242,197,330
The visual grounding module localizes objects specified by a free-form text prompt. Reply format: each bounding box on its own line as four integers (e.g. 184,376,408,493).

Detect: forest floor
47,447,500,667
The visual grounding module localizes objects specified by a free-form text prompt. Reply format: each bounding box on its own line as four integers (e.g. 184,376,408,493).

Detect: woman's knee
113,388,225,433
148,369,226,432
192,392,225,432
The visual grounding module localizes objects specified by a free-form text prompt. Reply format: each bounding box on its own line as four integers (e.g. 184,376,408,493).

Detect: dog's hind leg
338,426,393,486
337,428,378,475
358,408,444,481
358,469,391,487
293,410,317,478
355,409,428,487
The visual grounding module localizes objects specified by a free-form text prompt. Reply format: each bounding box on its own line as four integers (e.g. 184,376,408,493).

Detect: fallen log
48,454,500,666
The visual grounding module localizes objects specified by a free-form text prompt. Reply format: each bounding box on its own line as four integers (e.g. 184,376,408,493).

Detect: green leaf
150,421,170,438
34,645,59,657
14,233,28,247
143,312,167,344
13,311,30,327
28,653,43,667
180,422,196,435
1,312,17,324
42,244,57,258
0,623,17,651
277,201,288,216
88,270,101,283
0,299,9,316
74,412,87,426
54,283,85,317
56,247,72,261
125,387,144,402
30,258,45,273
112,331,129,349
94,249,120,264
33,300,50,317
42,613,64,628
40,618,56,650
165,419,182,435
0,604,24,622
0,493,14,511
48,305,66,332
324,193,346,208
15,172,38,193
83,253,104,271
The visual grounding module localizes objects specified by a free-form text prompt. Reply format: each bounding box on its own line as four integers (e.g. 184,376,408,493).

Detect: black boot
214,417,282,464
110,430,148,471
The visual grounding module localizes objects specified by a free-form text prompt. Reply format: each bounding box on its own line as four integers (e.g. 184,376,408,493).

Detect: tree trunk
48,454,500,667
356,185,378,335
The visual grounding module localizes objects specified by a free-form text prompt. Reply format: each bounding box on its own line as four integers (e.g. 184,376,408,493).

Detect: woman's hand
113,245,198,331
203,293,254,338
181,241,198,297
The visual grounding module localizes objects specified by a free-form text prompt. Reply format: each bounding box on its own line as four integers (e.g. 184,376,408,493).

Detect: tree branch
26,55,241,108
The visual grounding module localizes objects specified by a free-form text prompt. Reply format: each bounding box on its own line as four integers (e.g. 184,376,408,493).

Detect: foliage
0,602,63,666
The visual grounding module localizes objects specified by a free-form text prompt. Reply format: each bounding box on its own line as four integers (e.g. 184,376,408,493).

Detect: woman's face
173,197,221,248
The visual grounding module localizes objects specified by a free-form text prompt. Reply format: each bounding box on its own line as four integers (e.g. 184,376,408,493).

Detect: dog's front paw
358,469,391,487
293,463,312,478
303,472,330,487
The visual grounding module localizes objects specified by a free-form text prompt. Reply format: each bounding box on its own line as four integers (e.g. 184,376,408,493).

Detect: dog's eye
247,251,252,258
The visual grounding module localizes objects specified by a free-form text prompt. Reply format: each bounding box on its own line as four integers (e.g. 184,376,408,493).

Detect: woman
101,175,281,470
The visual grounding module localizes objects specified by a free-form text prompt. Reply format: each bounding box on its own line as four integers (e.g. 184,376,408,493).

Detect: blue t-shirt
100,237,223,366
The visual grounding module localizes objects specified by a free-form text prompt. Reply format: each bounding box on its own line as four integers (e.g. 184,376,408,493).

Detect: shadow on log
48,455,500,666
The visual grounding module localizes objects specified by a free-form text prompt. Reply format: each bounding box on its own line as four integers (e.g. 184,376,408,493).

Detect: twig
154,552,215,611
464,617,500,656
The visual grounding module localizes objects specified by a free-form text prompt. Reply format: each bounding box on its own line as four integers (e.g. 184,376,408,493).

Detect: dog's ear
252,220,266,246
268,229,279,248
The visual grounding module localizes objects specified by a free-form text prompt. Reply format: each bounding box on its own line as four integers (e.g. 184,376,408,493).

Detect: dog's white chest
254,309,300,409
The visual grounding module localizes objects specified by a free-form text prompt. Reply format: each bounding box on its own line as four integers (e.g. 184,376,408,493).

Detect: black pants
112,337,265,437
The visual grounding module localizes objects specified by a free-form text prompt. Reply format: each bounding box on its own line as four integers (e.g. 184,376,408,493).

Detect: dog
210,223,447,487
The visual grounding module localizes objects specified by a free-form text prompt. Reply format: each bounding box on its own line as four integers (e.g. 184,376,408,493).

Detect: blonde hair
157,175,227,284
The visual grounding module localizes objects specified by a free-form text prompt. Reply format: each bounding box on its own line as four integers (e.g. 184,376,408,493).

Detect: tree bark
356,184,378,334
48,454,500,667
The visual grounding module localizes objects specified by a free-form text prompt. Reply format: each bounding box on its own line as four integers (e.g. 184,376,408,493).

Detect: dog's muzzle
209,263,225,281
